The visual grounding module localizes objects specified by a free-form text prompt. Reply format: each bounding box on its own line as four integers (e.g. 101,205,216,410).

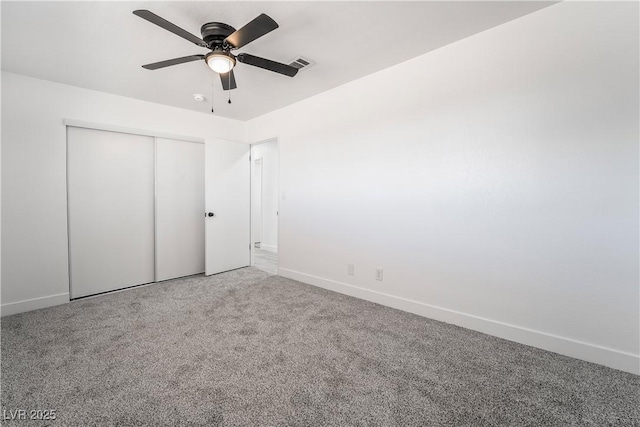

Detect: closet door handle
206,212,215,217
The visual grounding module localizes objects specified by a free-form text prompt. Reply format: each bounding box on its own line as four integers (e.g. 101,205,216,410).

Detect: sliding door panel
156,138,205,281
68,127,155,298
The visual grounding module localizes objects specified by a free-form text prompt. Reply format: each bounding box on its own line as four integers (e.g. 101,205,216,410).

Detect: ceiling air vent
288,56,315,71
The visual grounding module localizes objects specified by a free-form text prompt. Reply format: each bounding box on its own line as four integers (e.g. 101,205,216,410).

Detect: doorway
250,138,279,274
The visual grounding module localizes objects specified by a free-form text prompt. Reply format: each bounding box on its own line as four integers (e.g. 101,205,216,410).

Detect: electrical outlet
347,264,355,276
375,269,383,281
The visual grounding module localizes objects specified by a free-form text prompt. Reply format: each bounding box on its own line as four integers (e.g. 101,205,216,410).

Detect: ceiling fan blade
220,70,238,90
224,14,278,49
237,53,298,77
133,10,207,47
142,55,205,70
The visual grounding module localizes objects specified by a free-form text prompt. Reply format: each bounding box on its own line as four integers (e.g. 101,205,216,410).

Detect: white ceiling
2,1,556,121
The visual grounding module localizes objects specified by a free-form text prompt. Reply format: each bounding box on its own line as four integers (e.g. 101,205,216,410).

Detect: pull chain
228,72,232,104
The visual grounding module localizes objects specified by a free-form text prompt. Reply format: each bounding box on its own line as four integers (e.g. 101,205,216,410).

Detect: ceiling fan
133,10,299,91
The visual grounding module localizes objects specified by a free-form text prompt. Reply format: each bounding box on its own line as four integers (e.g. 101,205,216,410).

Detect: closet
67,126,204,298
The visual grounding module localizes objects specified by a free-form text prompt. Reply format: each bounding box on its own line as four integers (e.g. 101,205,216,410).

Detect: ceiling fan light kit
205,51,236,73
133,9,299,92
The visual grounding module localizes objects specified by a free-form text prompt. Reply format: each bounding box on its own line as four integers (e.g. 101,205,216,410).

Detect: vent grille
288,56,315,71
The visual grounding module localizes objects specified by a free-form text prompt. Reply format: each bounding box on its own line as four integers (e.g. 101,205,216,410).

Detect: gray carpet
2,268,639,426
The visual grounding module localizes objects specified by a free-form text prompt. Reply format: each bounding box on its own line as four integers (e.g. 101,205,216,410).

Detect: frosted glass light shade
206,52,236,73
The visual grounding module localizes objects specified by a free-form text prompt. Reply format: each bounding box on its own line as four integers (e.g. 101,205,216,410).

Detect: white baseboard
261,245,277,253
1,293,70,317
279,268,639,375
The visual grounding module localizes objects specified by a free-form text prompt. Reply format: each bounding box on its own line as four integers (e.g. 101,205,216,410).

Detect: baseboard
261,245,277,253
1,293,70,317
279,268,639,375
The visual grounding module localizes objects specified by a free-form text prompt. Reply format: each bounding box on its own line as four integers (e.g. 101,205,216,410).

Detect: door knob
205,212,215,217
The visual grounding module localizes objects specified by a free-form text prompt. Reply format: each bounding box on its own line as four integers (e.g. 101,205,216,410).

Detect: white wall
1,72,244,315
251,139,279,251
247,2,639,374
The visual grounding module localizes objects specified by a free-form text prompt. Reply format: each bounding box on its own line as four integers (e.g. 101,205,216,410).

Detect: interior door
205,138,250,275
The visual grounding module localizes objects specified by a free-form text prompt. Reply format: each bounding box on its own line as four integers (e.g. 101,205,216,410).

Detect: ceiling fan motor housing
200,22,236,49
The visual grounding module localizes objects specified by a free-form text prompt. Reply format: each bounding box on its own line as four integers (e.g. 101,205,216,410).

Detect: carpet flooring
1,268,639,426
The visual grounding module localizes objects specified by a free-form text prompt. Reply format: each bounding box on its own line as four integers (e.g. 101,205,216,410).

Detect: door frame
249,137,279,271
252,158,263,249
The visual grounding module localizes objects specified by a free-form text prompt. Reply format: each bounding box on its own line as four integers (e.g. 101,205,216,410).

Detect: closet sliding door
68,127,155,298
155,138,205,281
